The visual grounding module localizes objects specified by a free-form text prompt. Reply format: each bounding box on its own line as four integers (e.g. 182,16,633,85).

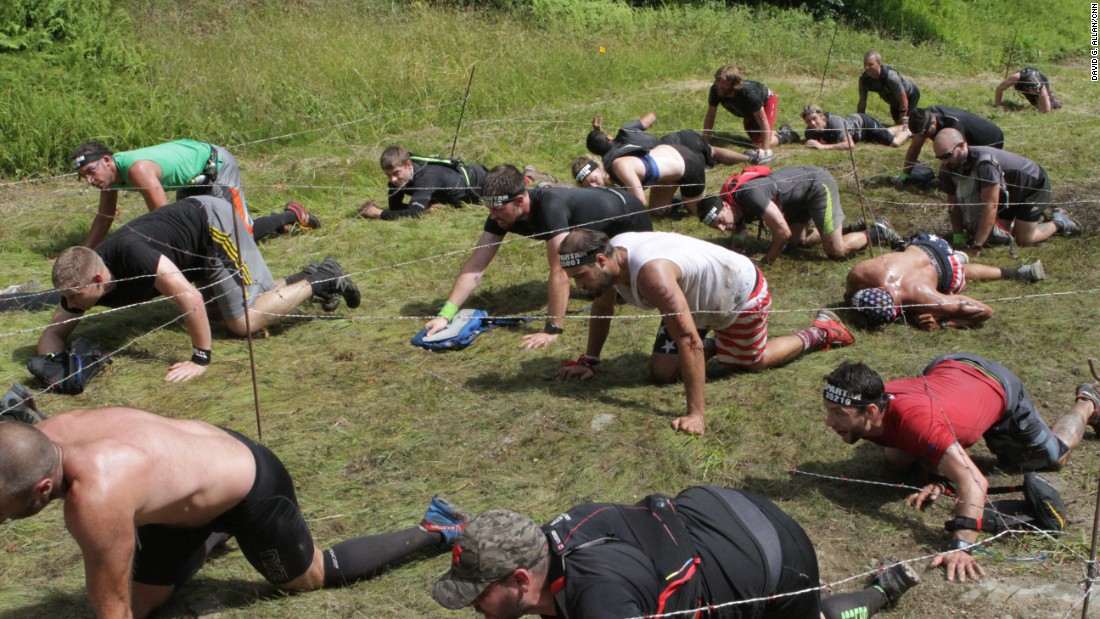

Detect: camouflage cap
430,509,547,610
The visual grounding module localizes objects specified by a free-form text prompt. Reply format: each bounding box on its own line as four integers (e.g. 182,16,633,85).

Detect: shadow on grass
707,131,756,150
463,349,796,419
400,279,572,317
3,302,182,366
0,576,261,619
35,229,86,260
738,448,1030,550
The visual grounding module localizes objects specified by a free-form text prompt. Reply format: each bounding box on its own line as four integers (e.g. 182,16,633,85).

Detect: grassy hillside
0,0,1088,175
1,1,1099,618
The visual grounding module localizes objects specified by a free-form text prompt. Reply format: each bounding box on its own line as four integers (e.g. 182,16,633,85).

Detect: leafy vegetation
1,0,1097,617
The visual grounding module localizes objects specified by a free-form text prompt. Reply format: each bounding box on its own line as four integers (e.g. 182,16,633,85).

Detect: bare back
845,245,937,305
611,144,687,183
40,407,257,528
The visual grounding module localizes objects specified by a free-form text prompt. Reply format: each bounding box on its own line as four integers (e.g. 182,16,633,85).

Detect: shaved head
0,421,58,504
932,128,965,157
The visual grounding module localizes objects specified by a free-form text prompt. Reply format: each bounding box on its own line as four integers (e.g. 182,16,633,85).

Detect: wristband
948,538,973,554
564,354,600,372
945,516,983,532
952,233,966,245
438,301,459,321
191,347,211,366
543,322,564,335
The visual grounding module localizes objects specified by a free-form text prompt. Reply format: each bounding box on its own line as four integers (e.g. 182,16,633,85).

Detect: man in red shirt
821,354,1098,582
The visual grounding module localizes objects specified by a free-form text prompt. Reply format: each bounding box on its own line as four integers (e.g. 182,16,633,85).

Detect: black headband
559,244,611,269
574,161,599,183
484,191,524,209
823,382,868,407
73,151,110,171
698,204,722,227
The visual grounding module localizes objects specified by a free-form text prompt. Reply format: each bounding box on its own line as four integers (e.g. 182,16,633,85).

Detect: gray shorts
193,195,277,320
176,145,254,227
788,172,844,236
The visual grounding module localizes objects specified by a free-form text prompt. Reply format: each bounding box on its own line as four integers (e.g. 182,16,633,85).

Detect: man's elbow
976,306,993,323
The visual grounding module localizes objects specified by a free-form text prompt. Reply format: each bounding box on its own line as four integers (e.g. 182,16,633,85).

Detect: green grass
2,0,1100,617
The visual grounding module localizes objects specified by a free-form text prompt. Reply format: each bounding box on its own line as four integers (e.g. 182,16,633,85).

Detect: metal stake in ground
1004,30,1018,80
844,142,879,257
229,198,264,441
449,64,477,159
818,17,841,98
1083,357,1100,619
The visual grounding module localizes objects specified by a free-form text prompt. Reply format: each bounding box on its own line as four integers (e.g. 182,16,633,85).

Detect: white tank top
610,231,759,329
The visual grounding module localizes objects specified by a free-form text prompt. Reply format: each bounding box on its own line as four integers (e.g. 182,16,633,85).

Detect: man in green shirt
72,139,320,248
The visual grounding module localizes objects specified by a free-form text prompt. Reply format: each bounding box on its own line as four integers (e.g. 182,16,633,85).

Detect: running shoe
842,219,868,235
867,216,903,248
747,149,775,165
777,123,801,144
1019,260,1044,282
1051,208,1081,236
0,383,46,424
299,262,341,312
283,200,321,233
871,559,921,607
811,309,855,350
0,279,40,296
421,495,471,548
1076,383,1100,434
311,258,361,310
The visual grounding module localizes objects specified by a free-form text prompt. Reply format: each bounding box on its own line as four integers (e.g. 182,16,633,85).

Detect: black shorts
890,87,920,124
853,114,895,146
675,486,821,618
1000,175,1051,223
132,428,316,587
671,130,717,168
925,354,1067,470
671,143,707,199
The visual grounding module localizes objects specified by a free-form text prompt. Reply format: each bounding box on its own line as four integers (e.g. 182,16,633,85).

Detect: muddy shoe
867,216,903,248
871,559,921,607
308,258,361,310
1018,260,1044,282
1051,209,1081,236
1,383,46,424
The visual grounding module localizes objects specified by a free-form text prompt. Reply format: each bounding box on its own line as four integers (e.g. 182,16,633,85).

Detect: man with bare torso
845,234,1042,330
0,408,468,618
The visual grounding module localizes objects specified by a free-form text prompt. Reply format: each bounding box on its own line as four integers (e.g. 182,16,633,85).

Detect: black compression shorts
671,143,707,199
132,428,316,587
668,130,717,167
